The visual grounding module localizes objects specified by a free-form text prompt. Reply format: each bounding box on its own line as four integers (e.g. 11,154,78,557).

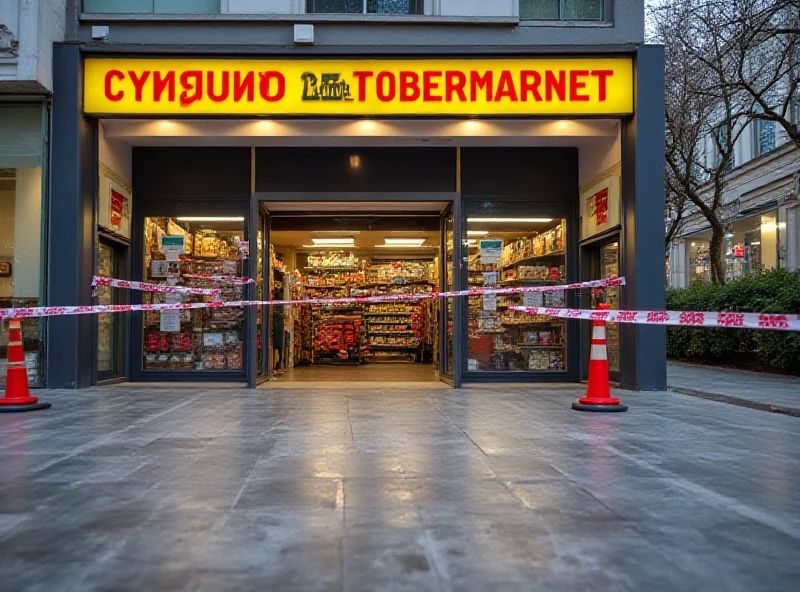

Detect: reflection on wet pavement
0,384,798,591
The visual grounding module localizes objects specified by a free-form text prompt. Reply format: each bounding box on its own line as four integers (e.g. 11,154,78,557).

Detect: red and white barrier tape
509,306,800,332
92,276,221,297
0,278,623,320
182,274,255,285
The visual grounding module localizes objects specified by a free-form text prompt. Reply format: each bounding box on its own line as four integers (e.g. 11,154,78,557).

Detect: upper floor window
84,0,220,13
754,118,776,157
715,125,736,173
306,0,424,14
520,0,605,21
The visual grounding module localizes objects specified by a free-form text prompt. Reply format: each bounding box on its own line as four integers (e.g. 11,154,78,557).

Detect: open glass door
256,207,270,381
439,203,461,386
97,237,127,382
590,239,621,383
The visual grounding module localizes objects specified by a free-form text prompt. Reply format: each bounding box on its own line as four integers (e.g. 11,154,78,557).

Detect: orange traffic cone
0,319,51,413
572,303,627,412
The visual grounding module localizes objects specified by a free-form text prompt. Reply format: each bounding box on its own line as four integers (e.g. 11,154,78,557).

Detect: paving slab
0,384,798,592
668,361,800,415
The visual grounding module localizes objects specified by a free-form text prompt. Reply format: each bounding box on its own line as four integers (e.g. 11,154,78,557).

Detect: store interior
262,210,443,383
137,209,573,382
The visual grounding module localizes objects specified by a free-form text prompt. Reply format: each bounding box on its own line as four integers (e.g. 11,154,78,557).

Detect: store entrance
257,200,458,386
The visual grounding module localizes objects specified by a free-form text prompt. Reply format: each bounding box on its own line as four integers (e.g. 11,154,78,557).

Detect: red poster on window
733,244,745,258
110,189,124,230
593,189,609,225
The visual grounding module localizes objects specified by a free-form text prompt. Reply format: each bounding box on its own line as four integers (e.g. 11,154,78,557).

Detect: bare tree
652,0,751,284
724,0,800,147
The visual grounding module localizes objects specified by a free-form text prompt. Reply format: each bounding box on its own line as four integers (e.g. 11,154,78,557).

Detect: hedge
666,269,800,374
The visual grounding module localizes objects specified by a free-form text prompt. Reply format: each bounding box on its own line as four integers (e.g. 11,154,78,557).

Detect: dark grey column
621,45,667,391
47,43,96,389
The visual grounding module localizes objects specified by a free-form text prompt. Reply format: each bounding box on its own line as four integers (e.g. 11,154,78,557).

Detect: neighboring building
0,0,65,388
48,0,666,390
668,114,800,288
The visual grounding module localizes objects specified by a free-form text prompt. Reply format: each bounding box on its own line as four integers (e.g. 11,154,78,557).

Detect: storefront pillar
621,45,667,391
46,44,97,389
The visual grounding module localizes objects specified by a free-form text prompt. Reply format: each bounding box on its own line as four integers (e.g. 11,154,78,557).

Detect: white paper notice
222,260,238,275
165,292,181,305
151,261,169,278
160,311,180,332
483,293,497,311
524,291,543,307
203,333,224,347
482,272,498,286
165,251,180,262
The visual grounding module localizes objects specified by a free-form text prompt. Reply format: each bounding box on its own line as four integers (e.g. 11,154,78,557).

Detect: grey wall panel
621,44,666,391
255,147,456,193
461,147,578,201
47,43,96,389
133,147,252,201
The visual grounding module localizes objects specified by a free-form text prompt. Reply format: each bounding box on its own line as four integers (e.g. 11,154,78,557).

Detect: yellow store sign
84,58,633,116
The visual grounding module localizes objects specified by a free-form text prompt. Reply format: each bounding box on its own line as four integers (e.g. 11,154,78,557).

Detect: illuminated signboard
84,58,634,116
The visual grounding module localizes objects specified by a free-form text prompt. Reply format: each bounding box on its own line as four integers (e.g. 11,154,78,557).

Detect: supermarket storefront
46,47,667,390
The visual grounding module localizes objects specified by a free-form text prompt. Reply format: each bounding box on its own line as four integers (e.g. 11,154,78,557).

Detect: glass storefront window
0,105,46,389
466,216,567,373
686,209,784,284
142,217,245,372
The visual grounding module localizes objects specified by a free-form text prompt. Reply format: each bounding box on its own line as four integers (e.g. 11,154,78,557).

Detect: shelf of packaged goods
366,320,413,325
367,331,415,336
368,343,420,349
304,266,361,272
363,312,416,317
502,251,565,267
361,280,434,288
497,279,565,287
304,285,349,289
516,344,565,348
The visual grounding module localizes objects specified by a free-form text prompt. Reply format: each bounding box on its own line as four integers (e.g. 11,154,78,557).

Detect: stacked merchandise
313,316,363,363
500,223,564,267
363,302,423,363
294,257,435,366
467,221,567,372
142,217,245,372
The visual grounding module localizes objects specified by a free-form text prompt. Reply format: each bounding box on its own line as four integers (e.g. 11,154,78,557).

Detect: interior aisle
264,363,437,384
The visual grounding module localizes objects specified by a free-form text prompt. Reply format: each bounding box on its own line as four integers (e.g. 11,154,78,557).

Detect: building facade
668,114,800,288
46,0,666,390
0,0,65,388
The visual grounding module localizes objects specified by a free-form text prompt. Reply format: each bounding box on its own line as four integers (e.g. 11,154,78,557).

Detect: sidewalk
668,361,800,417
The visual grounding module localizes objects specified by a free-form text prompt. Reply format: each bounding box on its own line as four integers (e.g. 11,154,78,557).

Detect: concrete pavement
0,384,798,591
668,361,800,416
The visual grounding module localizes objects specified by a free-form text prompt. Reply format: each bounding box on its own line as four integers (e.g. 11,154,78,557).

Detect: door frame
579,230,623,384
252,192,461,388
95,232,130,385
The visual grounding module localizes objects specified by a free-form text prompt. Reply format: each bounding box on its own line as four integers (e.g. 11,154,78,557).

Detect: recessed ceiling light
467,218,552,223
374,245,437,249
312,238,354,245
465,239,478,245
467,230,489,236
384,238,425,247
176,217,245,222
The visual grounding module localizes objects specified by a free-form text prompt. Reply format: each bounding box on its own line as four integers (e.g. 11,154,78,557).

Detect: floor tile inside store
1,384,798,592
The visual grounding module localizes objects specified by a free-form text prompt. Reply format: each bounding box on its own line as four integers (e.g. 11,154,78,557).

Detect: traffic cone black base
0,401,52,413
572,401,628,413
